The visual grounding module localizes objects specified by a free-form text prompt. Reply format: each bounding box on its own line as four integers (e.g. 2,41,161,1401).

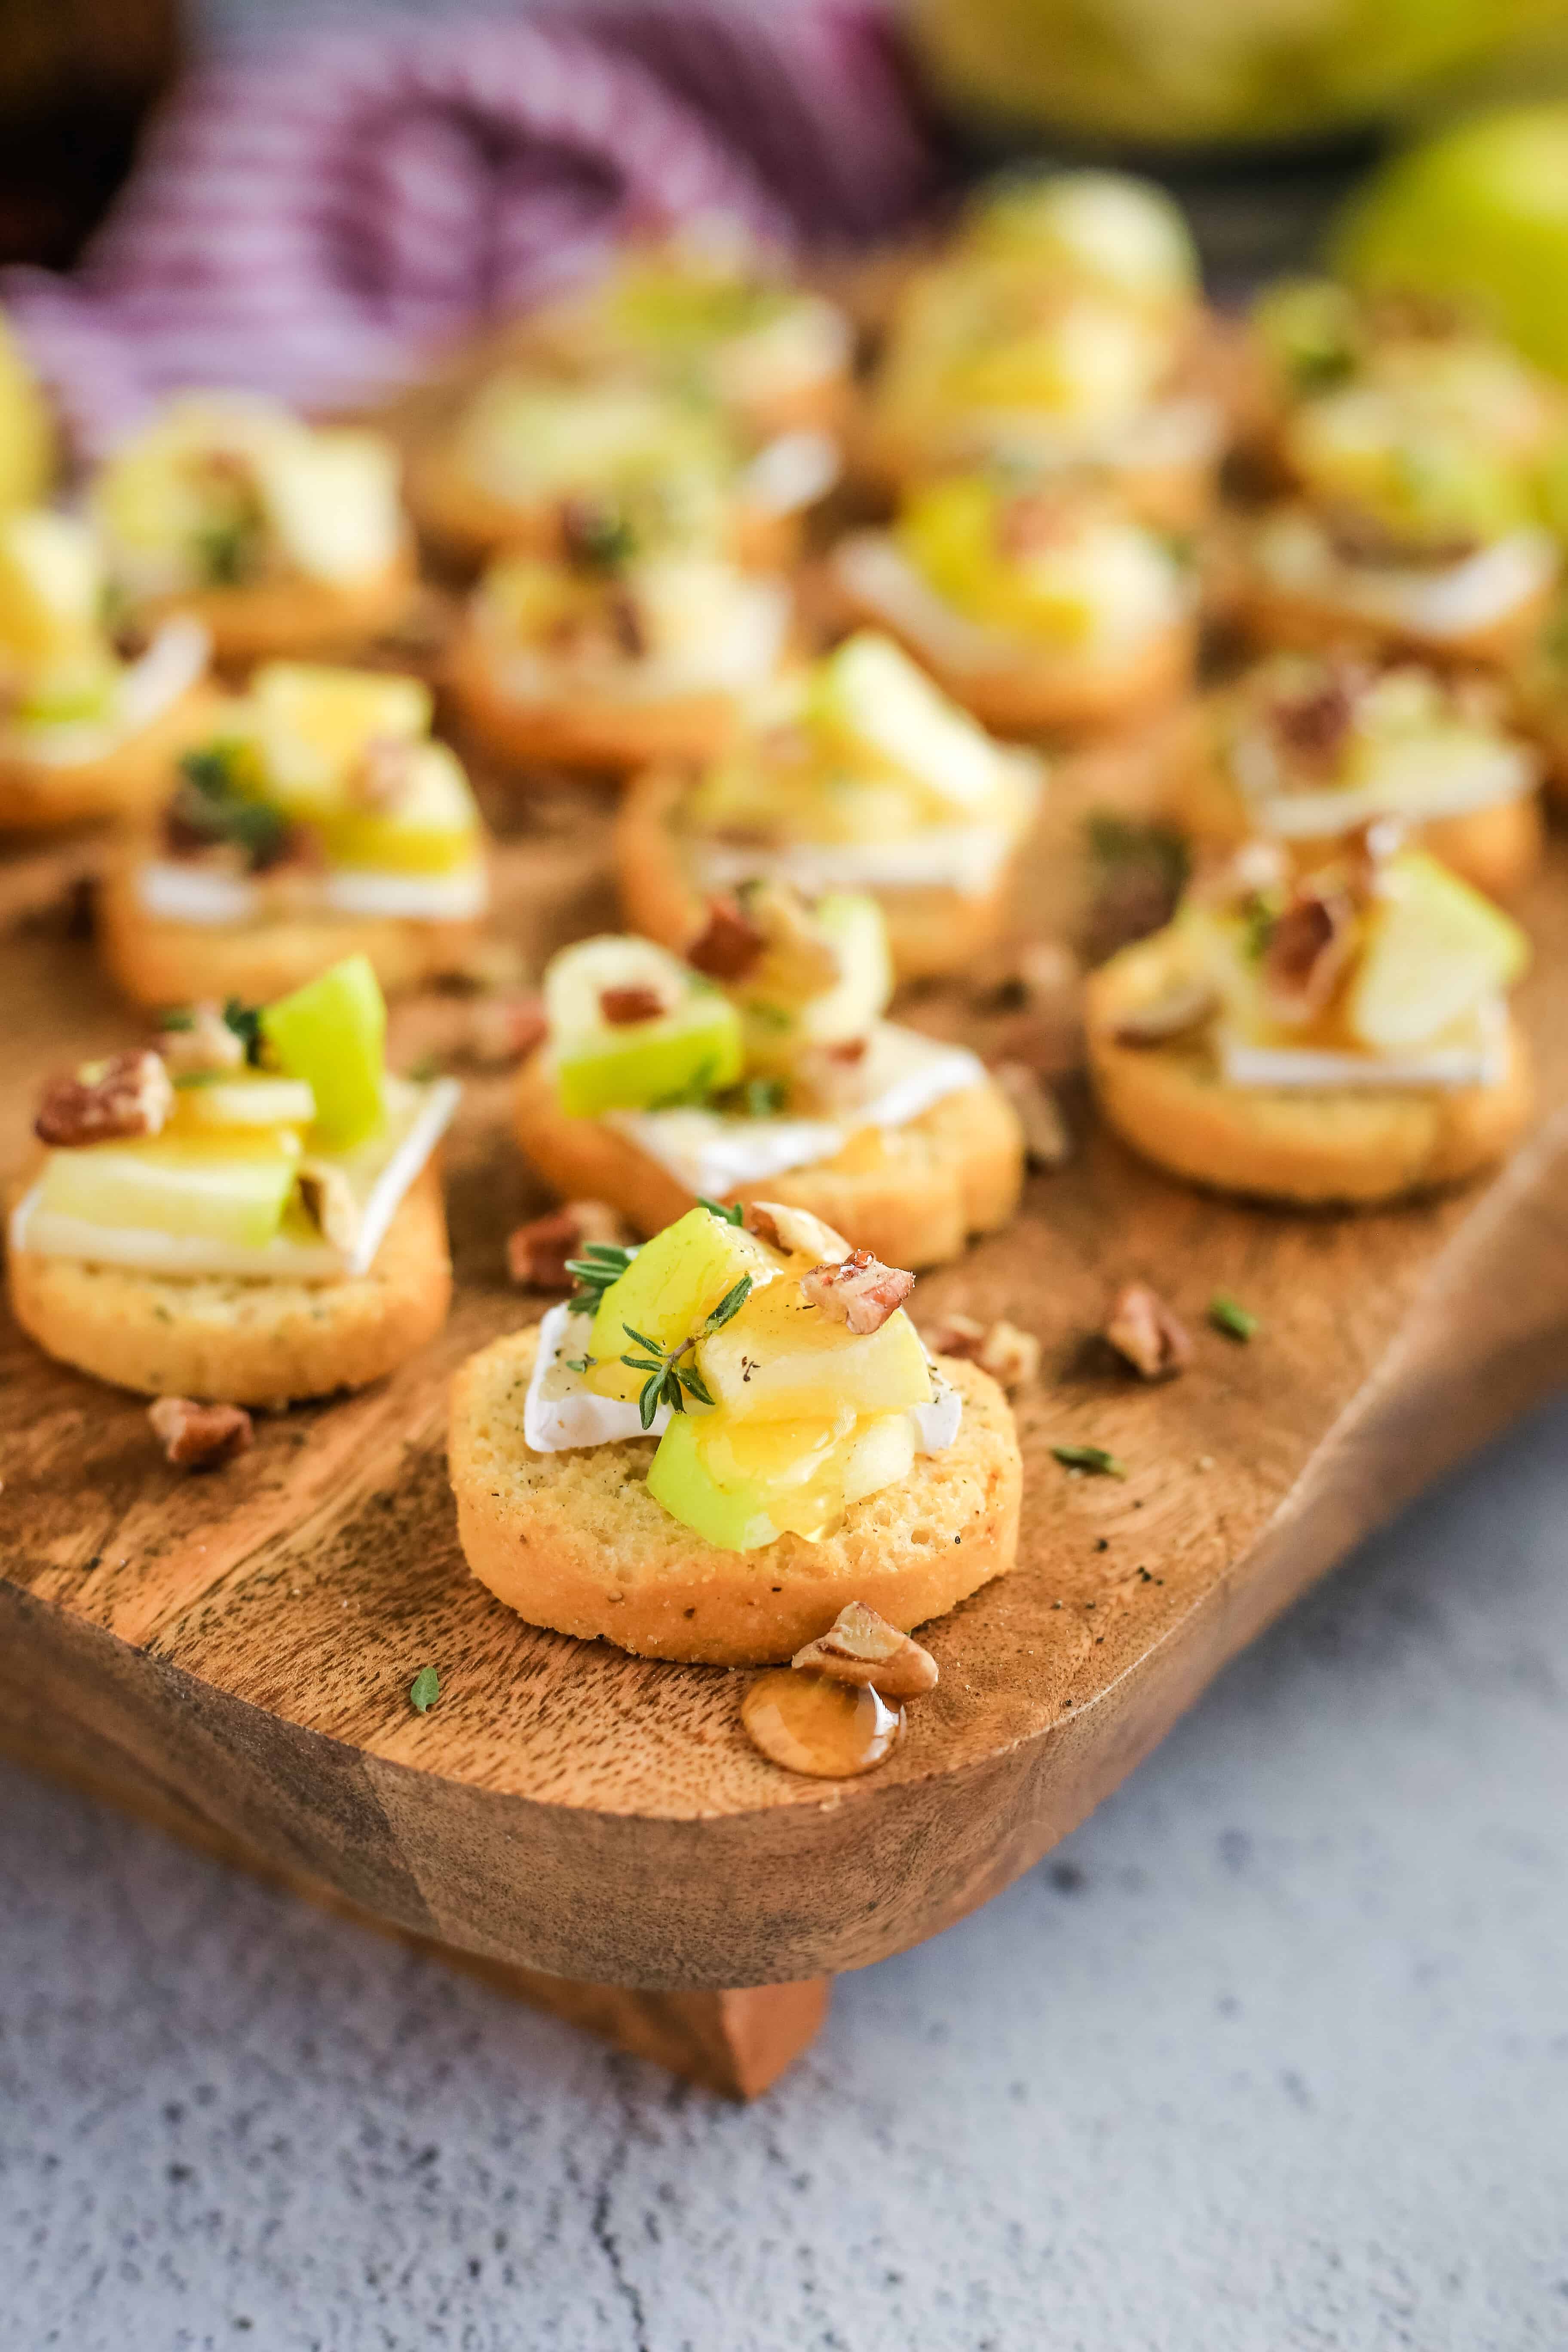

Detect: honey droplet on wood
741,1668,903,1778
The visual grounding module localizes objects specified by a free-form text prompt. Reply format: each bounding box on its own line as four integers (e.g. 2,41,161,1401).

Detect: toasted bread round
406,437,801,573
1085,928,1534,1207
7,1162,451,1407
611,765,1021,982
1236,567,1553,672
138,548,420,669
513,1049,1024,1268
849,410,1216,539
445,621,743,777
0,684,221,833
449,1323,1021,1663
1165,733,1544,904
96,849,488,1008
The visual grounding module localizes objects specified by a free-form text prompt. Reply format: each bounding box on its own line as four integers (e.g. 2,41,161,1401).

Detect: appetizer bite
1087,836,1533,1206
1238,280,1564,667
831,474,1195,738
98,663,490,1007
8,956,459,1403
409,373,835,573
449,1196,1022,1661
445,501,793,775
613,631,1041,980
1507,592,1568,814
91,394,415,665
0,508,211,830
520,229,854,441
859,169,1223,531
513,888,1025,1267
1168,650,1542,901
0,311,53,512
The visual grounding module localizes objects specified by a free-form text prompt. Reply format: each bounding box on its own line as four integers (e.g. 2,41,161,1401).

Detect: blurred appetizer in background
98,662,489,1006
1087,834,1533,1207
831,473,1195,738
519,227,854,442
1168,650,1542,901
0,507,211,830
410,370,837,572
446,502,793,775
8,956,458,1403
614,631,1041,982
91,394,416,665
514,889,1024,1267
859,169,1224,532
0,313,54,513
1237,279,1565,668
449,1195,1022,1662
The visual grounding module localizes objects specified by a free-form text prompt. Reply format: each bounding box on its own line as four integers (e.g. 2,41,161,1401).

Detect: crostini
1087,835,1534,1207
1167,650,1542,901
8,956,459,1404
514,889,1024,1267
613,630,1041,981
1237,280,1564,667
91,393,417,666
98,662,490,1007
859,169,1224,532
0,507,212,830
449,1195,1022,1661
831,474,1196,739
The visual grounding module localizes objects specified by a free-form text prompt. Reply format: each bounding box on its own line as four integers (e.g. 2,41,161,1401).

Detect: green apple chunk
545,935,743,1117
260,953,387,1149
645,1409,781,1551
38,1135,301,1247
696,1271,930,1421
586,1204,777,1403
1347,851,1529,1053
808,631,1008,816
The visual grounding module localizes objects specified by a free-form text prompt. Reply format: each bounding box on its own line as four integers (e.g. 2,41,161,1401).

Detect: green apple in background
1336,104,1568,377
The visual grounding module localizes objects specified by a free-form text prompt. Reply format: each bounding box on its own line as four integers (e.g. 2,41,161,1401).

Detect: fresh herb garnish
742,1075,786,1118
745,1000,795,1033
222,996,266,1067
647,1055,719,1111
562,1356,590,1375
1238,892,1277,964
169,740,291,871
408,1666,440,1713
1209,1293,1259,1342
407,1051,440,1084
619,1275,753,1429
698,1197,744,1225
564,1241,637,1314
195,518,257,587
1051,1444,1127,1479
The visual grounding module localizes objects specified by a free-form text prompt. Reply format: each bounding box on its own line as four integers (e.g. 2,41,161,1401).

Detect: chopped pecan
148,1396,254,1471
1104,1281,1193,1381
1112,980,1218,1048
800,1247,915,1335
599,984,667,1026
606,589,645,660
924,1312,1041,1389
997,489,1082,560
297,1161,361,1253
351,735,420,811
792,1601,939,1699
744,881,841,1001
36,1050,173,1147
466,990,548,1068
159,1001,244,1077
559,494,632,570
992,1062,1071,1169
686,895,766,982
743,1200,851,1263
507,1199,627,1289
1262,882,1356,1024
1266,667,1359,771
924,1311,986,1358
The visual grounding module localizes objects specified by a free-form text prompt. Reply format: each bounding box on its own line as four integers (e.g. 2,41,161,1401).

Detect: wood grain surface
5,746,1568,1994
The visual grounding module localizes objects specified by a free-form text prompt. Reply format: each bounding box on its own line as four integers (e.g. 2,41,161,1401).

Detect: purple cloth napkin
2,3,944,459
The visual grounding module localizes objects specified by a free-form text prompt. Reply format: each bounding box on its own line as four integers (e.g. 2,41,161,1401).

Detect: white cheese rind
604,1025,987,1199
689,822,1017,900
1256,513,1558,640
1218,997,1506,1092
739,429,840,515
0,617,209,769
10,1076,460,1279
485,574,790,707
1229,724,1536,837
522,1298,962,1458
135,860,489,926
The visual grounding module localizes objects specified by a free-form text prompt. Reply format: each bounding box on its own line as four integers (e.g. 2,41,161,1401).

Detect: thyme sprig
619,1274,753,1429
564,1242,637,1314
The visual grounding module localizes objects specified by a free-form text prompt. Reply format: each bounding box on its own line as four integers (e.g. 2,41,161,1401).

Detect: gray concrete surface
5,1395,1568,2352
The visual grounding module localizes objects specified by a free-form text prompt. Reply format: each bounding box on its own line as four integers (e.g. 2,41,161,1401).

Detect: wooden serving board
6,757,1568,2095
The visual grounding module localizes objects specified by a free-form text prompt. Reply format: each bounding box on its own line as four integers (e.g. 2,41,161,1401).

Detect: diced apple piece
794,892,893,1047
809,631,1006,815
1347,851,1529,1053
323,742,481,875
696,1268,930,1421
545,935,743,1117
173,1076,317,1131
970,170,1196,300
586,1204,777,1402
260,954,386,1149
253,662,431,810
0,317,54,514
0,510,104,667
249,429,402,586
839,1408,917,1507
38,1135,300,1248
645,1409,781,1551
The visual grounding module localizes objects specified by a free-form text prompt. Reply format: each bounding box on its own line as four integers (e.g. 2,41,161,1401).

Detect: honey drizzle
741,1668,903,1778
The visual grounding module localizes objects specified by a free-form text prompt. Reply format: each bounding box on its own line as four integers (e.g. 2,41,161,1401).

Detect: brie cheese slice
1230,723,1535,837
1219,996,1506,1092
0,617,209,769
689,821,1018,900
1256,512,1557,641
135,859,489,926
11,1076,460,1280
